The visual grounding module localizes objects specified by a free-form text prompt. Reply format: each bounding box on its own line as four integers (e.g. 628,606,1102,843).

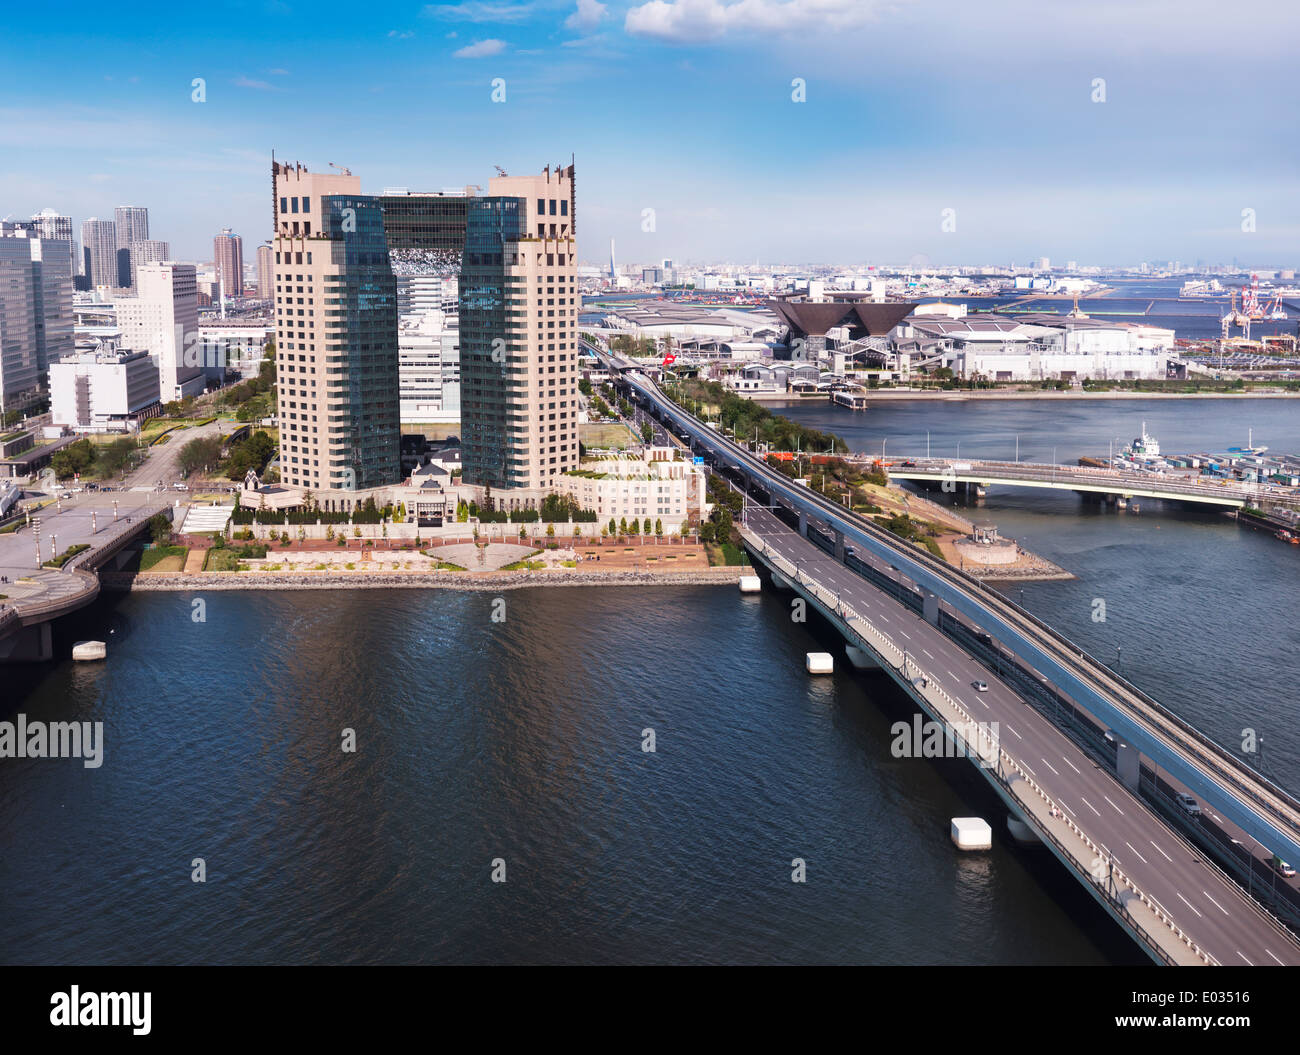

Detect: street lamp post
1116,645,1122,677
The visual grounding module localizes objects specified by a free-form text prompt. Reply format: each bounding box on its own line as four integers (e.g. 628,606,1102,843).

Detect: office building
128,239,170,289
114,206,150,287
30,210,76,274
49,342,161,432
0,239,40,412
116,262,204,400
256,243,273,298
398,310,460,424
271,160,401,496
214,228,244,298
80,218,118,291
459,163,578,506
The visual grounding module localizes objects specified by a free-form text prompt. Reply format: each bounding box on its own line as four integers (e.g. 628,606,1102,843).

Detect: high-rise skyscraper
30,209,76,272
460,163,578,504
213,228,244,298
0,221,75,383
271,160,401,497
80,218,118,291
116,262,203,401
0,238,41,412
128,240,169,289
255,243,273,299
114,206,150,286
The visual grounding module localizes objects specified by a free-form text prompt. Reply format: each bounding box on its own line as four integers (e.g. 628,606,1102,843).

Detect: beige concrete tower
270,160,401,499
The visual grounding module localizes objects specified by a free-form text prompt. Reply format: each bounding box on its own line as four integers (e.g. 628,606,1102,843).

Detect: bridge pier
844,644,880,670
833,528,845,561
798,509,808,538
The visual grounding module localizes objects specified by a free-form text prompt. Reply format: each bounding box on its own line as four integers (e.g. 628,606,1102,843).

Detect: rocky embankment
101,567,746,592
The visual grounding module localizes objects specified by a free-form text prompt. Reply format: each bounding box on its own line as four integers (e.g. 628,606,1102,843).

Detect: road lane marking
1236,951,1254,965
1021,761,1037,776
1124,841,1149,865
898,630,911,641
922,649,935,659
1057,800,1074,816
1079,796,1102,817
1040,758,1060,776
1267,949,1284,965
1004,724,1022,739
1202,891,1230,916
1175,892,1203,918
1149,841,1173,863
1103,795,1125,816
948,671,959,681
1061,757,1081,774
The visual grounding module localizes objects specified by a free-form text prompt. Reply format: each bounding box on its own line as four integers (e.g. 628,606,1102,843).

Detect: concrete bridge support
844,644,880,670
833,528,845,561
798,509,808,538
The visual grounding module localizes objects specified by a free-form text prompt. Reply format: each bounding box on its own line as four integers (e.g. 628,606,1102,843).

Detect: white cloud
234,75,276,90
453,38,507,58
625,0,891,43
424,2,534,22
388,29,415,38
565,0,607,31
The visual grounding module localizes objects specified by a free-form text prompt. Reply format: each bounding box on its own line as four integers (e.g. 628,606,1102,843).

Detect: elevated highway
743,505,1300,964
597,352,1300,953
884,457,1298,511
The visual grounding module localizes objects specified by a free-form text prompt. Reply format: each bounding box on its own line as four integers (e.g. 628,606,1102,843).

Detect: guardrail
744,528,1215,966
625,367,1300,849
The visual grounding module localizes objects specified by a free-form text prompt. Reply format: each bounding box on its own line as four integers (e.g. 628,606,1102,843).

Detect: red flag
662,352,676,367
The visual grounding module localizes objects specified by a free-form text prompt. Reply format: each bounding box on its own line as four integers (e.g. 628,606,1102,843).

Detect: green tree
619,517,627,536
629,519,640,536
640,421,653,444
654,518,663,538
180,435,224,476
608,518,616,536
148,512,172,544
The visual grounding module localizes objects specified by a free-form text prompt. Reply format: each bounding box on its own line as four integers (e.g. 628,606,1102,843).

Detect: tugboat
1278,529,1299,545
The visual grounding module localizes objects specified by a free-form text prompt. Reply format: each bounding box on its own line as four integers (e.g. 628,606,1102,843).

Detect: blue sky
2,0,1296,267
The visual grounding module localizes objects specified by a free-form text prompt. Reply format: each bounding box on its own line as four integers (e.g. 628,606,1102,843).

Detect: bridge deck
746,504,1300,965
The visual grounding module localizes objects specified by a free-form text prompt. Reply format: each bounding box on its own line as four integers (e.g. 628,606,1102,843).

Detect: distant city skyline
3,1,1295,266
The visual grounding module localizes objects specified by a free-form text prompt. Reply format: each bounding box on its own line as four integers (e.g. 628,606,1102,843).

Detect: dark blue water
0,587,1135,965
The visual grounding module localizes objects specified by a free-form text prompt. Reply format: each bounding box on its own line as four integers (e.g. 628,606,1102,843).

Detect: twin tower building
270,158,579,511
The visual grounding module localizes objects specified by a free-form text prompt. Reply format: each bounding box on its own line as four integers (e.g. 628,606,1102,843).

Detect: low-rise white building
557,446,707,529
49,343,160,432
898,315,1177,381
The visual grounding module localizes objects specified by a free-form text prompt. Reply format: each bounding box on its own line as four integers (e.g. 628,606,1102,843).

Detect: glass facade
459,197,524,489
320,195,401,490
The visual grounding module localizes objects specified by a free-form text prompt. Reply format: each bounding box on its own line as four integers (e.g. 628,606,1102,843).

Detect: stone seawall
102,567,746,593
